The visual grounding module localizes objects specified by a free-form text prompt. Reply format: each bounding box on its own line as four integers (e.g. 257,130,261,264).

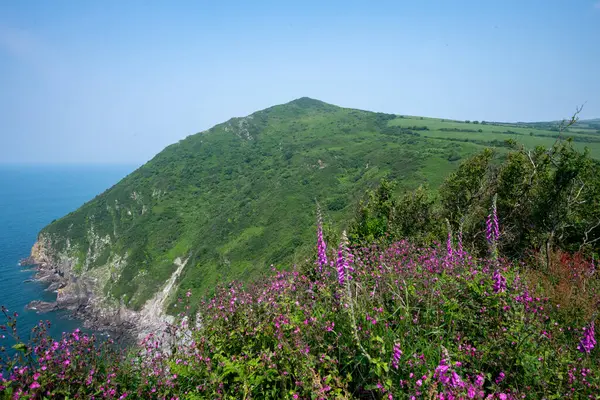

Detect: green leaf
12,343,26,352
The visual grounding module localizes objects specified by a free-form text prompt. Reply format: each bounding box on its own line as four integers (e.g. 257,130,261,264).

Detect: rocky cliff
28,233,185,342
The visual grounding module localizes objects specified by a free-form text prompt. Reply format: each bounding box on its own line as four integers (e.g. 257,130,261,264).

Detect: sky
0,1,599,164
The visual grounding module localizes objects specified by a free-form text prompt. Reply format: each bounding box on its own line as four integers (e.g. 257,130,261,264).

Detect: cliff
28,233,184,341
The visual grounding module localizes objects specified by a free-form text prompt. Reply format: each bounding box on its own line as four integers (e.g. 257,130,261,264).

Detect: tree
439,148,494,230
388,185,440,243
349,179,397,243
350,105,600,261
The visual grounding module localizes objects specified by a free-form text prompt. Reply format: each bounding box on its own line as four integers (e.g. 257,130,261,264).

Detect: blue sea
0,164,135,355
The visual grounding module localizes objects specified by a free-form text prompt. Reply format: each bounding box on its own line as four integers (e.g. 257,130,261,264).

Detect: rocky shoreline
19,255,137,345
21,237,188,347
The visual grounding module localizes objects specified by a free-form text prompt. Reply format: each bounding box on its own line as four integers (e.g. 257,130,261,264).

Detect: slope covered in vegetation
34,98,600,312
4,137,600,398
2,215,599,399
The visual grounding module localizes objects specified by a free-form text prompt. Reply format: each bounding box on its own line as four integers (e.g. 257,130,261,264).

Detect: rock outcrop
27,233,188,344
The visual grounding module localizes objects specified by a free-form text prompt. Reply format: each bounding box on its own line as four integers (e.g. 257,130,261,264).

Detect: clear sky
1,0,599,164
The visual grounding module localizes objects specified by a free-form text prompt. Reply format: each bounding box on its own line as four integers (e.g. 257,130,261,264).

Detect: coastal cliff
27,233,184,342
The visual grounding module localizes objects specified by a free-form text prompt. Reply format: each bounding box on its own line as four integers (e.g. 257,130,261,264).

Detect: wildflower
336,231,353,285
468,385,476,398
447,228,453,261
457,225,464,259
450,371,465,388
492,194,500,240
577,322,596,354
391,343,402,369
316,211,328,272
325,321,335,332
434,358,451,386
30,381,41,390
475,374,484,387
492,269,507,293
495,371,505,383
486,214,494,244
487,195,501,260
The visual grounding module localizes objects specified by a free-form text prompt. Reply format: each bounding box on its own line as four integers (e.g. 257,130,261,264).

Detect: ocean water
0,164,135,353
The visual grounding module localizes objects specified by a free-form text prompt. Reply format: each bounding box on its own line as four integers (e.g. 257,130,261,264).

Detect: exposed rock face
26,300,58,313
27,233,187,344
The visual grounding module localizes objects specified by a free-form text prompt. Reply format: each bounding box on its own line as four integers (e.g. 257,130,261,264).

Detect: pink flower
316,212,328,272
475,374,484,387
30,381,41,390
467,385,476,398
495,371,505,383
493,269,507,293
446,229,453,261
577,321,596,354
391,343,402,370
486,214,494,244
336,236,349,285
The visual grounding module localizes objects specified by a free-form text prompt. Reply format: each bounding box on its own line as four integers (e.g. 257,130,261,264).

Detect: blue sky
1,1,599,164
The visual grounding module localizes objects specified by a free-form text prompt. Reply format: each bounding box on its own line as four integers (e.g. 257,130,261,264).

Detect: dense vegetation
350,141,600,262
37,98,600,312
2,210,599,398
3,133,600,398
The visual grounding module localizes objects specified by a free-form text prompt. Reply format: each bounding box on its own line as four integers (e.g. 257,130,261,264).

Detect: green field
389,115,600,156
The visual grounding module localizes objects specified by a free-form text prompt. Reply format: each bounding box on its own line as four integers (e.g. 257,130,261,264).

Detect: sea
0,164,135,358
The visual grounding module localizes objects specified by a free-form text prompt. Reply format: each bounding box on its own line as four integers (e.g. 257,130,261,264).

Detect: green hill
34,98,600,312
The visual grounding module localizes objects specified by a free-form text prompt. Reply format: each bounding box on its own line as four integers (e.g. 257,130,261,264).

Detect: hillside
31,98,600,320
